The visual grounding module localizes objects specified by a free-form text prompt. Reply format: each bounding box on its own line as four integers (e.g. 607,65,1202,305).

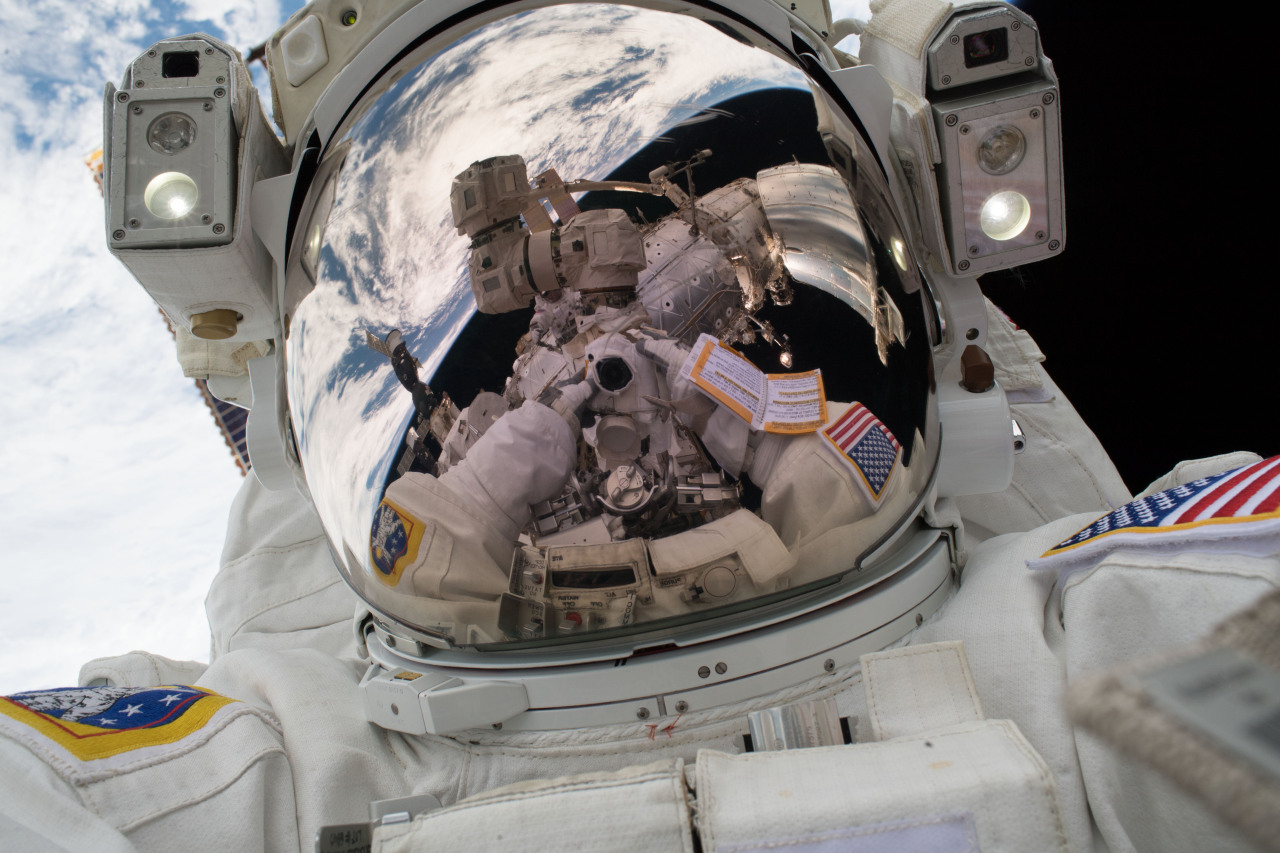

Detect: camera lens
963,28,1008,68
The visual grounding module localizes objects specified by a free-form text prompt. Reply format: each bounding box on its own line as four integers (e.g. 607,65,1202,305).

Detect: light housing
106,37,236,250
928,6,1064,275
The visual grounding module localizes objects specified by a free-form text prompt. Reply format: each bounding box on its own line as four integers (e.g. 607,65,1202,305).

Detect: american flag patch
1030,455,1280,577
821,402,900,501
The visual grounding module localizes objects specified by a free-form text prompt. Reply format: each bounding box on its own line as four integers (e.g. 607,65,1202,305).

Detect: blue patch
371,503,409,576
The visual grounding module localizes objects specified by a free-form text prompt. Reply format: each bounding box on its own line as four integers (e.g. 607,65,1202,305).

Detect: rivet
205,48,214,55
148,49,157,57
636,707,651,719
674,701,689,713
941,74,951,86
1024,56,1035,66
958,260,970,272
117,91,129,102
112,229,126,240
1042,93,1055,105
823,658,835,672
1048,240,1060,251
491,722,503,730
966,327,979,341
214,87,226,98
216,76,225,84
1011,21,1022,30
698,666,711,679
135,80,146,87
715,662,728,675
390,703,399,715
949,34,960,45
945,114,958,127
915,613,924,627
212,223,226,234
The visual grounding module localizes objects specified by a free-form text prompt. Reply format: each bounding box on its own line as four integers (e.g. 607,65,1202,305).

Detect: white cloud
0,0,301,694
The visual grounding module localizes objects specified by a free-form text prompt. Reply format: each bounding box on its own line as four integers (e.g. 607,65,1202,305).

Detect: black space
979,2,1276,492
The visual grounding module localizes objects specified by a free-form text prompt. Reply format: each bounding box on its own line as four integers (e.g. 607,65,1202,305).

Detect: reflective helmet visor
285,3,940,654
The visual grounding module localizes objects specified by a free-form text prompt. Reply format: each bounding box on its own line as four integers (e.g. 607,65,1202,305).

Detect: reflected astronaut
361,148,916,642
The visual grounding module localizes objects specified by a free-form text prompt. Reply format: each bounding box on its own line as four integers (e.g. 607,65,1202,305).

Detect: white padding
373,759,693,853
862,640,984,741
696,720,1068,853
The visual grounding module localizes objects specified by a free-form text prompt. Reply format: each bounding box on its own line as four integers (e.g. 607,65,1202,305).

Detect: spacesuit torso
3,309,1273,853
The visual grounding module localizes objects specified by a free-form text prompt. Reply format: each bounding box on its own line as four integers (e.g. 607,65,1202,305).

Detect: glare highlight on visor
979,190,1030,241
144,171,198,219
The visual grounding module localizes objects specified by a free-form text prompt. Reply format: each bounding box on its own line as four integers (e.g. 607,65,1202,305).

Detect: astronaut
3,1,1278,851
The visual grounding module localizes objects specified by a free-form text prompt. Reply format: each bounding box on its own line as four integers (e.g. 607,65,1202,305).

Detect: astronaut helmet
279,0,950,723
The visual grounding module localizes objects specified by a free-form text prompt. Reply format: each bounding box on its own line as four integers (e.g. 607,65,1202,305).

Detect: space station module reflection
1,0,1277,852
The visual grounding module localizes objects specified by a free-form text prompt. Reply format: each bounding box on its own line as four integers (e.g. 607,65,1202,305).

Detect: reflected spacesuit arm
382,399,580,601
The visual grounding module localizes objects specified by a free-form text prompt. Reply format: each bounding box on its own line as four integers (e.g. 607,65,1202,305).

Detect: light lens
144,171,199,220
147,112,197,155
977,126,1025,176
979,191,1031,241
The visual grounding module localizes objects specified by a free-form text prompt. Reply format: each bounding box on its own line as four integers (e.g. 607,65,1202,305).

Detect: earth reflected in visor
283,4,940,652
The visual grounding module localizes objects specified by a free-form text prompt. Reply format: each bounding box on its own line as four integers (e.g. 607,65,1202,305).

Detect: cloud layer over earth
0,0,301,693
0,0,871,694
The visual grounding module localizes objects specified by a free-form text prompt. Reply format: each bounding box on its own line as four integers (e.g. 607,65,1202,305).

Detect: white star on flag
121,704,144,716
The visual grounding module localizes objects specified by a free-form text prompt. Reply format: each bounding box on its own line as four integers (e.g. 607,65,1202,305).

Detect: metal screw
117,92,129,102
1035,230,1046,241
135,80,146,87
1024,56,1035,67
823,658,835,672
636,707,651,719
958,260,970,272
966,327,979,341
113,229,125,240
491,722,503,730
698,666,711,679
968,245,979,256
941,74,952,86
715,662,728,675
959,125,970,135
203,102,213,111
1048,239,1061,251
213,223,226,234
915,613,924,627
148,49,157,57
1030,108,1041,120
132,105,142,114
1011,20,1022,30
216,76,225,84
201,214,212,224
205,48,214,55
949,34,960,45
129,218,140,228
1042,92,1055,105
945,114,958,127
214,87,226,98
674,701,689,713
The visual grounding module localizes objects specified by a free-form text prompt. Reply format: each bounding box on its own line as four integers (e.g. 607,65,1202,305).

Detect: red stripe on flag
1212,459,1280,518
1167,463,1264,524
1253,485,1280,515
829,407,874,446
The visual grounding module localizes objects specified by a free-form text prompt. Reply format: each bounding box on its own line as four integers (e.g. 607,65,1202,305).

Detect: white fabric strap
861,640,984,741
373,759,694,853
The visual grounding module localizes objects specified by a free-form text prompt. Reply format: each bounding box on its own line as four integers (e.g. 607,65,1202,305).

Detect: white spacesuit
4,0,1278,851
